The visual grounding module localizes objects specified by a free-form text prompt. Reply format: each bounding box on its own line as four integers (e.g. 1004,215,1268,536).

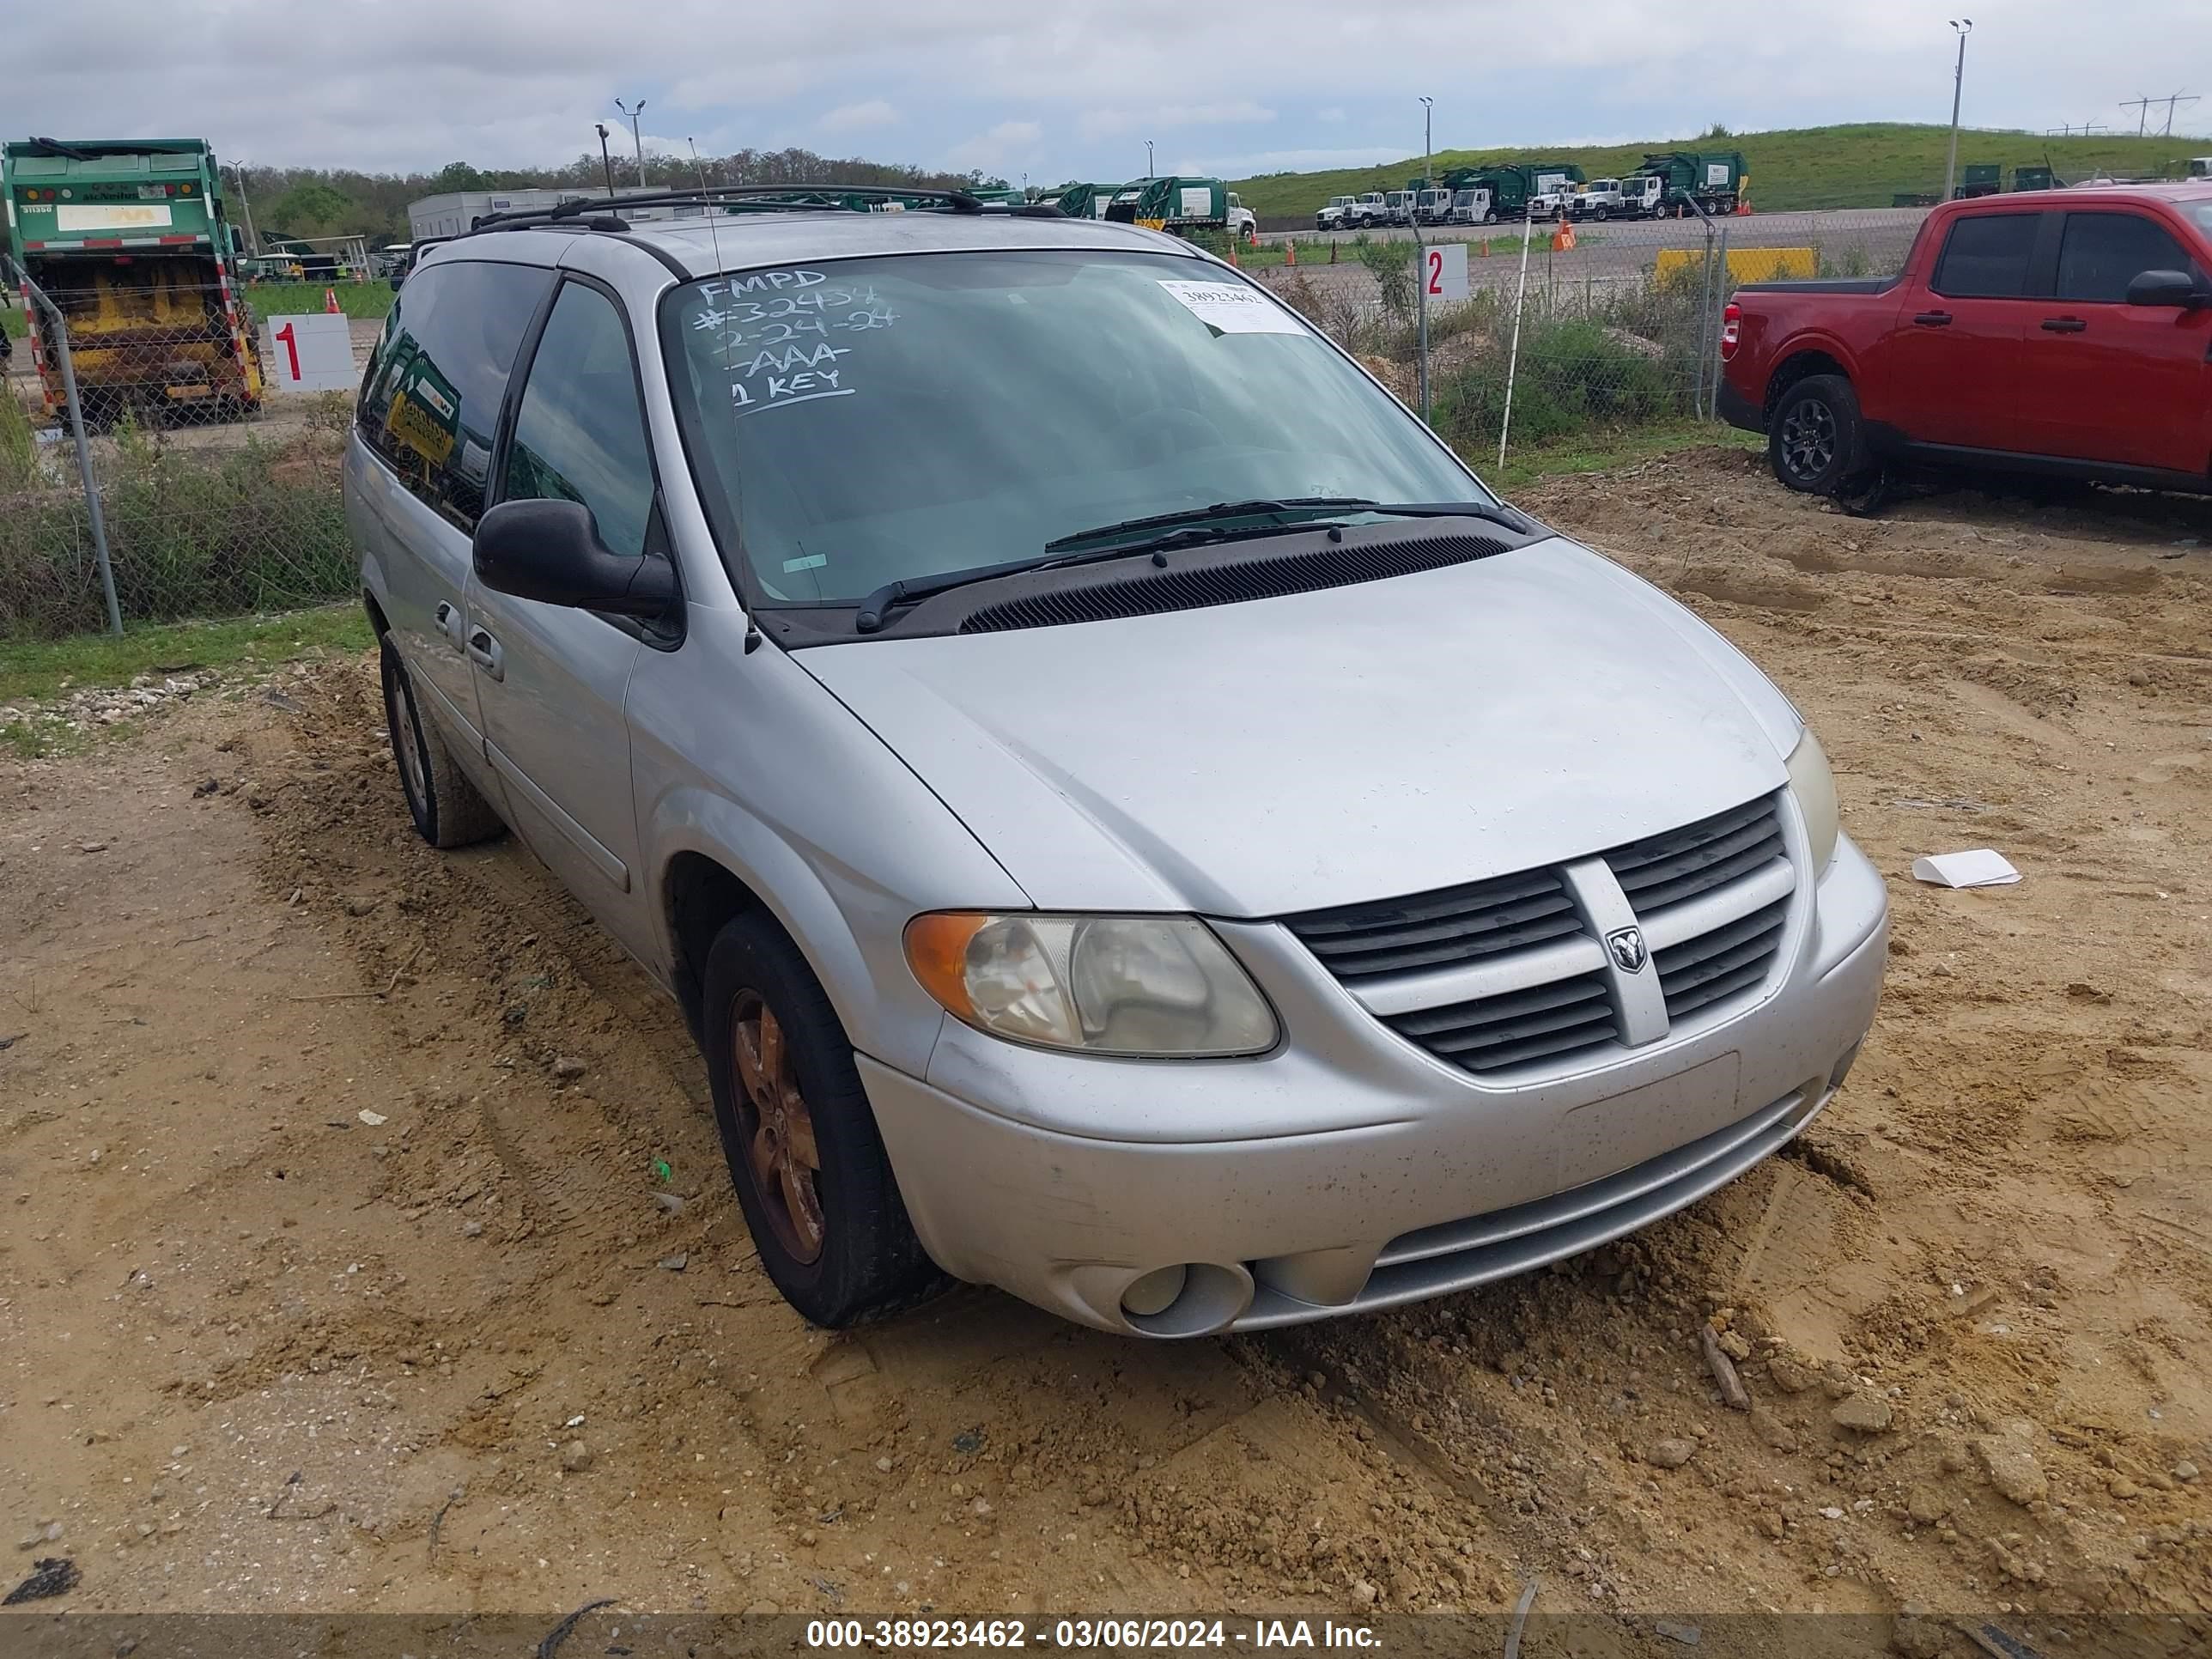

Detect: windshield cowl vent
956,532,1516,635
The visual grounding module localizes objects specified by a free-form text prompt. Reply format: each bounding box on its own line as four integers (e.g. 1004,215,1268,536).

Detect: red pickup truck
1718,183,2212,504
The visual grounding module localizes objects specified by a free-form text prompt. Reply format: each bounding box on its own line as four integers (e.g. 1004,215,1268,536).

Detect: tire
1768,374,1870,496
702,912,938,1328
380,635,503,848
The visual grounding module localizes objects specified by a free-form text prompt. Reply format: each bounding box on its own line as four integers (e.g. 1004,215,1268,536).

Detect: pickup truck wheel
379,636,503,848
702,913,938,1328
1769,374,1869,496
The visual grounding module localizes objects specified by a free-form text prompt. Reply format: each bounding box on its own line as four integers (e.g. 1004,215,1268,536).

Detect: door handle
1912,310,1953,326
2039,316,2087,333
434,600,465,645
465,627,504,682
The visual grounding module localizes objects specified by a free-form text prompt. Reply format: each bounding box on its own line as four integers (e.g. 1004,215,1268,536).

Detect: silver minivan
348,191,1887,1337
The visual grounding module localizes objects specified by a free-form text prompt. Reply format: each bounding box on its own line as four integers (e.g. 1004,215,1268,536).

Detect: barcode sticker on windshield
1157,280,1304,336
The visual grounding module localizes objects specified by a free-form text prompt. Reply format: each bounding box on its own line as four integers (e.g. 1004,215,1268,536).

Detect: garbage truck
1440,162,1583,222
1102,176,1237,238
3,136,264,425
1629,150,1749,215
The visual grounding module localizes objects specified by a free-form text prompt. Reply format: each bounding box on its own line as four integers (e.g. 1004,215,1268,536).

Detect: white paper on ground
1911,849,2021,888
1156,279,1304,334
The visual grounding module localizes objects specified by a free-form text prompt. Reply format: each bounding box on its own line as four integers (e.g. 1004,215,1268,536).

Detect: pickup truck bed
1719,185,2212,501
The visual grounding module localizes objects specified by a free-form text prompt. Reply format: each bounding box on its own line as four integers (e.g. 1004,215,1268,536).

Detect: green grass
238,280,393,322
3,278,390,342
1473,420,1760,495
1233,121,2212,222
0,605,369,708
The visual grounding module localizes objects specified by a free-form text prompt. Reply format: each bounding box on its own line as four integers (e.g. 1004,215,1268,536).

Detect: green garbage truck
1103,176,1234,236
1626,150,1749,216
1439,162,1583,222
3,136,264,424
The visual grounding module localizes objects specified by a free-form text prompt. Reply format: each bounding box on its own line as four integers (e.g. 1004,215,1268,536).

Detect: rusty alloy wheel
730,991,826,1265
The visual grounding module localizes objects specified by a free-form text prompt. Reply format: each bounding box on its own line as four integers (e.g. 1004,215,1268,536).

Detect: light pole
1417,95,1434,422
1942,19,1972,201
220,161,258,254
616,98,648,187
1146,139,1155,177
596,124,617,199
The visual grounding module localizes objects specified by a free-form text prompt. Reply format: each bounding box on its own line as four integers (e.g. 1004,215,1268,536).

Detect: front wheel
702,912,938,1327
1768,374,1871,497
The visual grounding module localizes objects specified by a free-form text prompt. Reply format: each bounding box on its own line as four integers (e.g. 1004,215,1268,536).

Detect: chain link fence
4,208,1927,642
3,256,368,641
1247,205,1925,465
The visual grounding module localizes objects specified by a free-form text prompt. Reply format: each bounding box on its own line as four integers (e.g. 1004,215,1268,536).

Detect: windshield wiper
848,497,1535,635
1041,497,1381,554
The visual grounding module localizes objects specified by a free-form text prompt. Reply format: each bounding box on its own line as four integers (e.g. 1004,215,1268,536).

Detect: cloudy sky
14,0,2205,184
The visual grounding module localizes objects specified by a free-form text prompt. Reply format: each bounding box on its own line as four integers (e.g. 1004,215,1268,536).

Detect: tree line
245,149,1012,245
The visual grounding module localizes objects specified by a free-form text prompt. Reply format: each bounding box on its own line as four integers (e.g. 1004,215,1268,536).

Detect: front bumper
863,835,1888,1335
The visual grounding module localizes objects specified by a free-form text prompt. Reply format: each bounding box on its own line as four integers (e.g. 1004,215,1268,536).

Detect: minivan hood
799,538,1803,918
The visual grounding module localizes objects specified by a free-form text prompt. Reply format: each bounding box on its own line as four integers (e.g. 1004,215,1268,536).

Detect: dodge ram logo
1606,926,1649,974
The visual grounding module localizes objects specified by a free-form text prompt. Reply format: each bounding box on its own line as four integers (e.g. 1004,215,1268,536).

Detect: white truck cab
1575,180,1624,220
1449,187,1494,225
1316,195,1357,231
1225,192,1258,244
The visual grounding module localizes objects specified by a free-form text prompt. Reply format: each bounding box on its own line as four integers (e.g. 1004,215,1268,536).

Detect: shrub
0,421,353,640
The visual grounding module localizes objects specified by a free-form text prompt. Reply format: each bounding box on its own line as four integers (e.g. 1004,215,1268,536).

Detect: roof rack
469,185,1065,235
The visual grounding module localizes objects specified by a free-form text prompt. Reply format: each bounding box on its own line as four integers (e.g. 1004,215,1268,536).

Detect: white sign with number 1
260,312,356,393
1424,241,1469,303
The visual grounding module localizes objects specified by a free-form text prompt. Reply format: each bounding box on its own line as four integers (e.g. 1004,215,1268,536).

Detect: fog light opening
1117,1261,1255,1337
1828,1035,1868,1093
1120,1265,1189,1319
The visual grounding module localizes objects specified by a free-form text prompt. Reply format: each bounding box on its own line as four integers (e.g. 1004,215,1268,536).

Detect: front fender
629,608,1030,1078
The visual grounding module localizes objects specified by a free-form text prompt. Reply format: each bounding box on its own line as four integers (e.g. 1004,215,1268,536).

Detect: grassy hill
1232,123,2212,221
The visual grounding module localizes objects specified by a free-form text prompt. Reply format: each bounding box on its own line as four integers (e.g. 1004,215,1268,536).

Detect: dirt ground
3,451,2209,1642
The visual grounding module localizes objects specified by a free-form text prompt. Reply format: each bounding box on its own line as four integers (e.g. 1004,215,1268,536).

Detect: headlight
1787,727,1839,874
904,913,1279,1057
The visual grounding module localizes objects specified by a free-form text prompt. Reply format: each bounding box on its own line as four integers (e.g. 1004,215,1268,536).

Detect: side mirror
472,498,679,617
2125,268,2206,308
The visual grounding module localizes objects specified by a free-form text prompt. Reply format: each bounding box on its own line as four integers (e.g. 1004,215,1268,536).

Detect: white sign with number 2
261,312,356,393
1423,241,1469,303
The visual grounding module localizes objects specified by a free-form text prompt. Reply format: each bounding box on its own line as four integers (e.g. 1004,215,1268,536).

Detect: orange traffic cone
324,287,340,313
1285,241,1297,267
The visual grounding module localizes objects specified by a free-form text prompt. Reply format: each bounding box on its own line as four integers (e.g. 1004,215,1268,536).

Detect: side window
2057,212,2197,302
1931,213,2040,298
358,260,552,530
501,283,656,558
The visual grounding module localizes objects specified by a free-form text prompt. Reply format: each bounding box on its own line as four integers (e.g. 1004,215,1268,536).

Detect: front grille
1283,867,1580,981
1657,897,1789,1021
1607,795,1786,914
1285,792,1794,1077
1385,969,1618,1073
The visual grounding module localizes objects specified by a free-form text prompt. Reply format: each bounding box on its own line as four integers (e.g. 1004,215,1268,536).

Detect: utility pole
2160,92,2200,137
1942,19,1973,202
2123,94,2152,137
616,98,647,186
596,124,616,199
1417,95,1433,422
222,161,258,253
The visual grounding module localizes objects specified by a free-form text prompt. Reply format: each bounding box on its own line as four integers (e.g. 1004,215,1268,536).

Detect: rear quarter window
357,258,554,531
1930,212,2042,299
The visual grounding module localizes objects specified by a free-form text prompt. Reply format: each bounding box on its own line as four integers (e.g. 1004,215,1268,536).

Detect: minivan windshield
662,249,1487,606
